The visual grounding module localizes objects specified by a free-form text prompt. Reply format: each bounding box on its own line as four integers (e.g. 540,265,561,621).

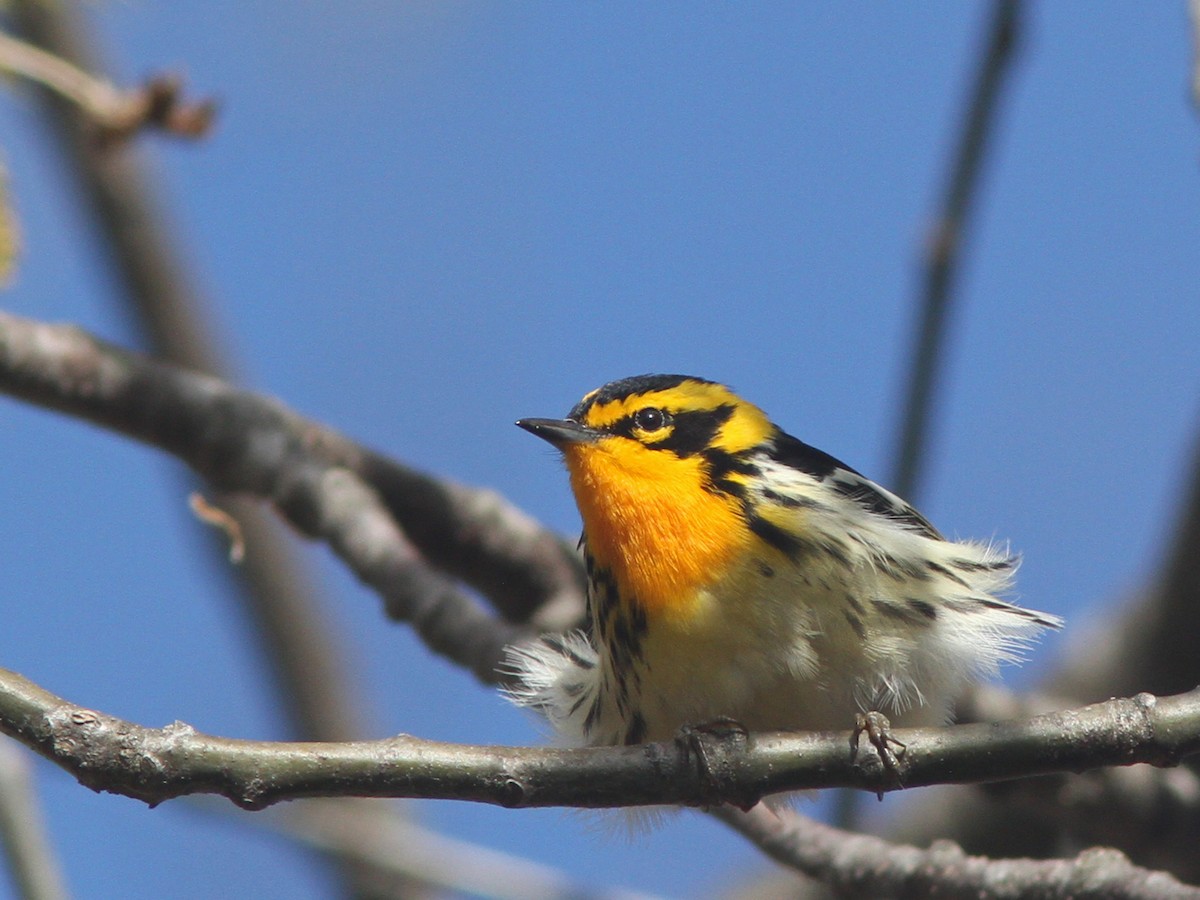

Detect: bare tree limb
4,4,584,893
0,307,585,631
714,804,1200,900
2,18,578,892
0,309,558,679
0,666,1197,812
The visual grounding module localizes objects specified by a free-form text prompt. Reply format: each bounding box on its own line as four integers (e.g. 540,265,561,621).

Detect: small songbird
505,374,1061,751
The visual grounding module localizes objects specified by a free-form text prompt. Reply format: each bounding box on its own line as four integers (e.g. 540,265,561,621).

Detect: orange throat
563,442,748,620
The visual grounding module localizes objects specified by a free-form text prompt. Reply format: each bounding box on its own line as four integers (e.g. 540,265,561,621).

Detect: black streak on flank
583,698,601,734
760,487,820,510
845,611,867,639
624,712,647,745
907,598,939,620
547,635,596,671
926,560,969,588
627,600,648,640
873,599,931,627
747,513,805,557
704,449,760,498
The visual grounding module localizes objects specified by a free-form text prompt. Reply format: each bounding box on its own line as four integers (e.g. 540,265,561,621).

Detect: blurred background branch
837,0,1027,836
0,741,67,900
889,0,1023,502
2,1,575,895
0,308,577,676
8,0,362,752
1190,0,1200,109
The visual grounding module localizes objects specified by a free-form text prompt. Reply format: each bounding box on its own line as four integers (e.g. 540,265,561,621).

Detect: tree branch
0,309,584,635
0,28,214,141
0,666,1197,812
714,804,1200,899
0,309,583,680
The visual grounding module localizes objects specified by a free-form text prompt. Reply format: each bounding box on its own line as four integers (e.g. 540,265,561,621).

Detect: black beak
516,417,600,447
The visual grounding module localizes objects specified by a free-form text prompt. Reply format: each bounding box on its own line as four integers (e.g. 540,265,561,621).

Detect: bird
504,374,1061,755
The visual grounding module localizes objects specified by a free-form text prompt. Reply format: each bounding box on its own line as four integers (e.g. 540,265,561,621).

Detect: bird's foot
850,710,907,799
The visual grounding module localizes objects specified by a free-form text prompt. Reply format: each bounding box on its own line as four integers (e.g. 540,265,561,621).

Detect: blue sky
2,3,1199,897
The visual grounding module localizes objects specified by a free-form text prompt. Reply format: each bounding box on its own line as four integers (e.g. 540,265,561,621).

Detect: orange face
518,374,776,623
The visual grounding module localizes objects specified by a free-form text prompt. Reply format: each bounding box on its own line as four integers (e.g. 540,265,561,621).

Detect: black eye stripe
603,403,736,457
646,405,735,457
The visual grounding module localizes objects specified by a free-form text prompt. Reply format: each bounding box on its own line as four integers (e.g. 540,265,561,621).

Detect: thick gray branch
1,667,1197,812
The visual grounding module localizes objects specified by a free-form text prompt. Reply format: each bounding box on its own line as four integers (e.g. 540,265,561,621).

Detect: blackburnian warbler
506,374,1061,751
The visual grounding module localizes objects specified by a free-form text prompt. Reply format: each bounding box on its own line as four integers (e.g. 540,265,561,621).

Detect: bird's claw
850,710,907,799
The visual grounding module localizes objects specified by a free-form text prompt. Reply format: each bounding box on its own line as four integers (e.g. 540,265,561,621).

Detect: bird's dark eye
633,407,668,432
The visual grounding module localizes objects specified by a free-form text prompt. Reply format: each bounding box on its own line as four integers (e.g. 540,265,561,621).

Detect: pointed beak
515,417,600,447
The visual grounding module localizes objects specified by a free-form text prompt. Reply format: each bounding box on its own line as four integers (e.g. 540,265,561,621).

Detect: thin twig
0,28,214,140
0,667,1197,811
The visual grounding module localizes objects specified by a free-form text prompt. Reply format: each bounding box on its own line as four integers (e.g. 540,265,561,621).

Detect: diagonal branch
0,309,577,677
1,665,1198,811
